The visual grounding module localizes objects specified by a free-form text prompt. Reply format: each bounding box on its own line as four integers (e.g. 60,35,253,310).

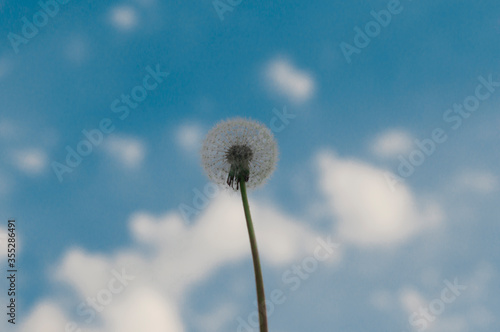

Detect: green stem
239,178,268,332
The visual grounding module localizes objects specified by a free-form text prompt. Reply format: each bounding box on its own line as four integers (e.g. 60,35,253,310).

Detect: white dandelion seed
201,118,278,190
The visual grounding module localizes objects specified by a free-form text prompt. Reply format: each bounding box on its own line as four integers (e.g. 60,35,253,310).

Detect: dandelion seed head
201,118,278,190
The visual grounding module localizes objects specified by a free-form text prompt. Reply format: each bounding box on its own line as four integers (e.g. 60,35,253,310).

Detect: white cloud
371,129,414,158
398,286,465,332
104,288,184,332
454,170,498,194
254,201,333,264
396,263,495,332
109,5,138,30
19,290,184,332
11,148,48,175
399,287,427,314
175,124,203,152
104,136,146,169
19,191,338,332
20,302,68,332
56,248,112,299
398,287,471,332
265,57,315,103
50,248,185,332
316,151,442,247
129,193,332,297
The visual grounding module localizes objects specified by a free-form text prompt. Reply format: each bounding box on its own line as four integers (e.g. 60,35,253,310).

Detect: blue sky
1,0,499,331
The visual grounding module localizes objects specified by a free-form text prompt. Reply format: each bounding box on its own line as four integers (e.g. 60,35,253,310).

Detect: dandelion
201,118,278,332
201,118,278,190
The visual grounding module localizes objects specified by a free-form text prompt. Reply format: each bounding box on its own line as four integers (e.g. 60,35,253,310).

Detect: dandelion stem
239,177,268,332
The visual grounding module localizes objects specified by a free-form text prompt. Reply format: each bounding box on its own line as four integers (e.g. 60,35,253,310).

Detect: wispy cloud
371,128,414,158
109,5,139,30
265,57,315,104
11,148,48,175
104,136,146,169
64,36,90,65
175,124,203,153
454,170,498,194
